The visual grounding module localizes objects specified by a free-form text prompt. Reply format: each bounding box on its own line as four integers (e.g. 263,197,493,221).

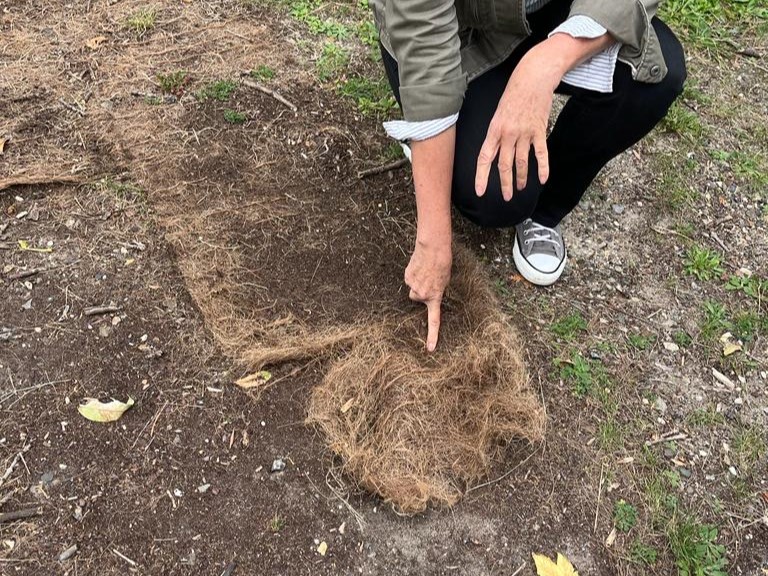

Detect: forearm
526,31,615,90
410,126,455,251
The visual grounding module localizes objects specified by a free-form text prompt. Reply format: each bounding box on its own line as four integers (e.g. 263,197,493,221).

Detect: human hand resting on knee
475,32,614,200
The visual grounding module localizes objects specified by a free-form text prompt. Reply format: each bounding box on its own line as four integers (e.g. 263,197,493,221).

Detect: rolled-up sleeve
385,0,467,121
567,0,667,82
550,15,621,93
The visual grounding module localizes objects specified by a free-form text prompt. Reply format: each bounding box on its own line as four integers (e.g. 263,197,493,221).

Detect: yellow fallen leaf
235,370,272,389
85,35,108,50
317,541,328,556
18,240,53,253
720,332,743,357
78,397,135,422
723,342,742,356
532,553,579,576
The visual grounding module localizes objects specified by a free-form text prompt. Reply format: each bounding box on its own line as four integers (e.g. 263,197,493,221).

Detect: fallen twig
83,305,121,316
357,158,409,180
6,268,44,281
112,549,138,567
644,431,688,447
0,175,83,192
0,507,41,523
712,368,736,389
241,79,297,113
221,562,237,576
593,462,605,533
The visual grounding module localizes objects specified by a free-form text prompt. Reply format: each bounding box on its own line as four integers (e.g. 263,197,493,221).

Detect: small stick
112,549,138,566
0,507,41,523
644,432,688,447
712,368,736,389
241,79,297,113
510,562,526,576
7,268,43,281
83,305,121,316
221,562,237,576
357,158,409,180
593,462,605,533
0,175,82,192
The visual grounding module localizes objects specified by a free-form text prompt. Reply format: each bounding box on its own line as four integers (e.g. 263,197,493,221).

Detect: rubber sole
512,235,567,287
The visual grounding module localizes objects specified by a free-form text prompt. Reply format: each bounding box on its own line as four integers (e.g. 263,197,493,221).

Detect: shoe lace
524,222,560,248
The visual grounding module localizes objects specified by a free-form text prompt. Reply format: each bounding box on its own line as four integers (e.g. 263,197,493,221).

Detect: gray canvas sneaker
512,219,567,286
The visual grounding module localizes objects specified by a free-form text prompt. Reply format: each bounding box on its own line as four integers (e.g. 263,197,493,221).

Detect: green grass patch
550,311,588,341
686,406,725,427
699,300,729,340
317,42,350,82
661,102,705,140
672,330,693,348
660,0,768,52
126,7,157,37
339,75,397,116
268,513,285,532
683,245,724,281
627,332,656,351
732,425,767,475
251,65,276,81
655,156,699,211
196,79,238,102
223,109,247,124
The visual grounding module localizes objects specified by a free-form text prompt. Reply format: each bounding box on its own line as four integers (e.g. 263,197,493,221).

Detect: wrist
415,228,452,255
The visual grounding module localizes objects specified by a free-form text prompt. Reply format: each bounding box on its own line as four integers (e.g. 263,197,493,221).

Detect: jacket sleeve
385,0,467,121
568,0,668,82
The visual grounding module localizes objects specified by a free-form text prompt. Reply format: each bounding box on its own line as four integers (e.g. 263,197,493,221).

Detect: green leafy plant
667,520,728,576
630,541,658,565
558,352,594,397
614,500,639,532
223,109,247,124
683,246,724,281
157,70,191,96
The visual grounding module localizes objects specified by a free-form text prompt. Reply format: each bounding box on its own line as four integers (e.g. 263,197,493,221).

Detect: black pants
381,0,687,228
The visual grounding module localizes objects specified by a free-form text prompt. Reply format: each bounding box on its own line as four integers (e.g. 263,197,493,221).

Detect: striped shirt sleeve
382,113,459,142
549,15,620,94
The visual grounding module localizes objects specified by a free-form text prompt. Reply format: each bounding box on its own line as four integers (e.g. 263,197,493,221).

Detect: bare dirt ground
1,0,766,575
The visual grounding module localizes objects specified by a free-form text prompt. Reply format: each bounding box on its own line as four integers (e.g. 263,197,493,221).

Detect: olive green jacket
371,0,669,121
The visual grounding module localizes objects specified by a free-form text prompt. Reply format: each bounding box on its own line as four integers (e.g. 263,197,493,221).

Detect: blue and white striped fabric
550,15,620,94
383,1,620,142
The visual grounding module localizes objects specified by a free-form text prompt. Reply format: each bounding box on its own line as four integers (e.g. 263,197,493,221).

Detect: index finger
425,298,442,352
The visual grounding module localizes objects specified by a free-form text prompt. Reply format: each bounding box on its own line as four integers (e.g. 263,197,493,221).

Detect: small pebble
271,458,285,473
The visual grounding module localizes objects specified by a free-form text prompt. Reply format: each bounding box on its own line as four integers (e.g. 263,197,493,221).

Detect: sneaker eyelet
524,240,530,246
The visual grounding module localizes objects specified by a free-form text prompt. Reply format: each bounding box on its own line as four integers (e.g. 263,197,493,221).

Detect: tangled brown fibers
305,246,546,514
